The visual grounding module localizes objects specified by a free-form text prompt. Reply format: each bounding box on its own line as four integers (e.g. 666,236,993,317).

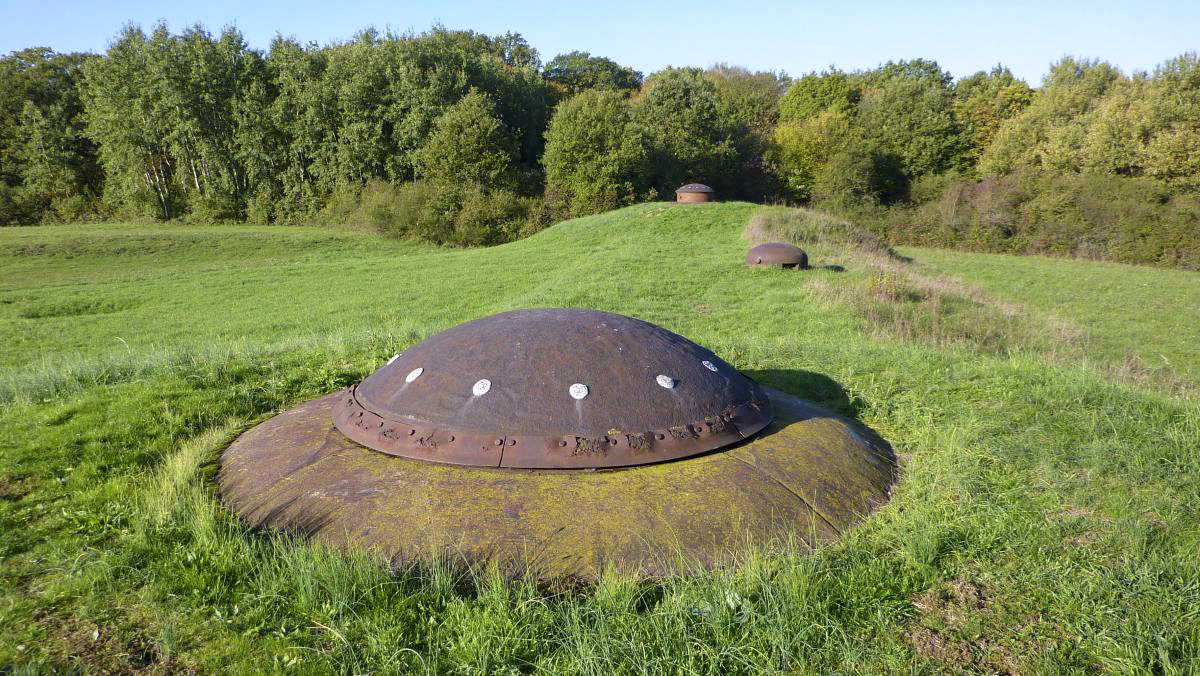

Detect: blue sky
3,0,1196,84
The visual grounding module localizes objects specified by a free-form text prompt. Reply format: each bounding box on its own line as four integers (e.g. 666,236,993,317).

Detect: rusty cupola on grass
219,308,895,578
675,183,714,203
746,241,809,269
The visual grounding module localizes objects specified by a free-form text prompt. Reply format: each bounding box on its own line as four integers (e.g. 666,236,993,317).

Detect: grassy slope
0,204,1197,673
902,246,1200,384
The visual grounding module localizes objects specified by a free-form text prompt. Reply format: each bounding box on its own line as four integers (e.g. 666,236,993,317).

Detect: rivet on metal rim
405,367,423,383
656,374,676,389
701,360,718,372
386,354,400,366
569,383,589,400
472,379,492,396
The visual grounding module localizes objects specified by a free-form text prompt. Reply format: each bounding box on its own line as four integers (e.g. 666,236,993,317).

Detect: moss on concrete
219,387,895,579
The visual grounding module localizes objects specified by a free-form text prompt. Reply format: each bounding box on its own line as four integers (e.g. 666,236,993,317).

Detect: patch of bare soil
32,609,195,674
0,473,30,501
1054,504,1111,548
905,576,1025,674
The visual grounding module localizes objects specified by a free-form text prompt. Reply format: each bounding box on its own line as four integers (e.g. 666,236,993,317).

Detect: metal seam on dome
331,384,773,469
335,309,776,469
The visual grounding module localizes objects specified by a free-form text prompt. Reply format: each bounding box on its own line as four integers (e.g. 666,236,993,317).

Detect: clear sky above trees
2,0,1196,83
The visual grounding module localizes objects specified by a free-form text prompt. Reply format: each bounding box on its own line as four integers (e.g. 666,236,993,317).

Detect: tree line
1,23,1197,265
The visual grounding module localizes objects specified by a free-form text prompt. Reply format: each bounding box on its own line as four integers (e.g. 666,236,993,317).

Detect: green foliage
1141,53,1200,190
897,170,1200,268
771,69,867,202
415,90,519,189
81,23,262,220
856,60,966,179
771,110,854,201
706,65,787,136
774,62,967,203
778,69,859,123
543,50,642,98
979,57,1124,176
71,24,552,225
953,66,1033,167
633,67,735,193
705,65,789,200
812,141,909,209
542,89,648,217
0,48,99,223
322,178,548,246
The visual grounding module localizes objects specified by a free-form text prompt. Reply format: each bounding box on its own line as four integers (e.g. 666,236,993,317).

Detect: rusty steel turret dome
333,309,772,469
746,241,809,269
219,308,895,579
675,183,715,203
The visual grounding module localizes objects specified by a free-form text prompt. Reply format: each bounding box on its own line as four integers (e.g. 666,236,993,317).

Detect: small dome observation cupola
675,183,714,203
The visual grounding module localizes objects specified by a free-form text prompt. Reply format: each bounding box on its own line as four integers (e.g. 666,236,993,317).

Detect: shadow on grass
744,368,866,420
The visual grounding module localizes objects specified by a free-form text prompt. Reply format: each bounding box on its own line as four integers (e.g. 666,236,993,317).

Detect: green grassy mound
1,203,1197,672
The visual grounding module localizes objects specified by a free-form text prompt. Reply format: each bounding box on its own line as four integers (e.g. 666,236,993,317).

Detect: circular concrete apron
219,386,895,578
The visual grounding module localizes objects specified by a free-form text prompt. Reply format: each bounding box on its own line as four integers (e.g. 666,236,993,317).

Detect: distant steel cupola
675,183,714,203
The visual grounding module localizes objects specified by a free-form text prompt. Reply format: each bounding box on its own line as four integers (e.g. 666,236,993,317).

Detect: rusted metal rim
328,308,776,469
331,383,773,469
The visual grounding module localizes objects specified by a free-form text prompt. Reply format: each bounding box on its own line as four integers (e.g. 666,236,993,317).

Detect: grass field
904,246,1200,386
1,203,1198,673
